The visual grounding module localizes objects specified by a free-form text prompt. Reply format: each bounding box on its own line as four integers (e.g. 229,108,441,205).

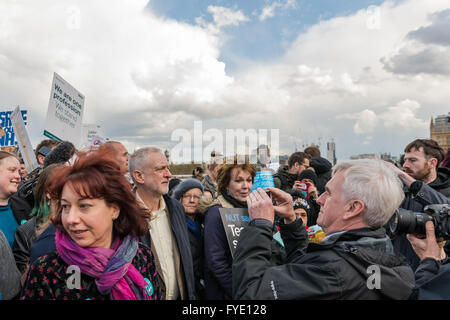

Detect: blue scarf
185,216,202,240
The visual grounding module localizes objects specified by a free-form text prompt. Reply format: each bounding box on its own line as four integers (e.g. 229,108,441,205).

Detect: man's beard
406,163,432,181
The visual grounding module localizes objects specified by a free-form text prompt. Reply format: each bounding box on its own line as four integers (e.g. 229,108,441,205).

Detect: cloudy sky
0,0,449,162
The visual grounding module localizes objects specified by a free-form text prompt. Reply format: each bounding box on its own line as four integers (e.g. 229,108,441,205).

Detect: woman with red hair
21,150,161,300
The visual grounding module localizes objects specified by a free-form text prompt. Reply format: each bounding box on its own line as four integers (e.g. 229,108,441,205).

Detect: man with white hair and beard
384,139,450,271
129,147,196,300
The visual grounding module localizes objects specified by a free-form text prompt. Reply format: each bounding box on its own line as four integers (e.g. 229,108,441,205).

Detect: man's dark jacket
412,257,450,299
233,219,415,300
310,157,332,194
139,195,196,300
273,165,299,192
392,167,450,270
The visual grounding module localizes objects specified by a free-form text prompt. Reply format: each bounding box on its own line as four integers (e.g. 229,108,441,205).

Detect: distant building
350,153,378,160
250,144,271,165
380,153,400,164
380,153,393,161
430,113,450,152
327,140,337,165
279,155,289,167
164,149,170,162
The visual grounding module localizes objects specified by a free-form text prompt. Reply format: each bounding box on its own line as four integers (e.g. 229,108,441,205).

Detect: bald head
99,141,129,173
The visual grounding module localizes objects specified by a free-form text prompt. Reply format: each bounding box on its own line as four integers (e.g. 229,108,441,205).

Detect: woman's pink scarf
56,229,152,300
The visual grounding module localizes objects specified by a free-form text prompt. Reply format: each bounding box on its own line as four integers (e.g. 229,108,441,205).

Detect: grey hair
128,147,163,185
332,159,404,228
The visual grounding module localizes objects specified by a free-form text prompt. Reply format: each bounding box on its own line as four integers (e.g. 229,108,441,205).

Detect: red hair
49,150,149,237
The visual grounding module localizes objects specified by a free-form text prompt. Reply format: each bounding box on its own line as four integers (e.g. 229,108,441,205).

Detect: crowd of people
0,137,450,300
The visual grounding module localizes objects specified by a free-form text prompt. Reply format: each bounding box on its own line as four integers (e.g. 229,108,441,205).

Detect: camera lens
388,208,433,236
388,211,399,235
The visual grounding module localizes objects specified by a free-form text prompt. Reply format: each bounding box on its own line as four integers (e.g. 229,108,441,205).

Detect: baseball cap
37,146,52,157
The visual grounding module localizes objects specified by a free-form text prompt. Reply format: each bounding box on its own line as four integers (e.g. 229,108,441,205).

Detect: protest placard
80,124,102,147
44,72,85,147
11,106,38,172
219,207,251,258
0,109,28,147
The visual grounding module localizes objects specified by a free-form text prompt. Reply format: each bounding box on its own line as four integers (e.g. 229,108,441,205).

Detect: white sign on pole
44,72,85,147
81,124,102,147
11,106,39,172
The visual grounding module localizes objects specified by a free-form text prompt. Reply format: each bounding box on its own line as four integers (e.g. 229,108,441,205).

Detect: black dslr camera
387,204,450,240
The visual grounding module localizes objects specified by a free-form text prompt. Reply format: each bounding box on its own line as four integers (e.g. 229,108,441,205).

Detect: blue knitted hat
172,178,204,200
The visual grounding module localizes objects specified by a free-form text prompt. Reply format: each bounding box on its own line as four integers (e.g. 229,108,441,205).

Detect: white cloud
0,0,237,149
259,3,280,21
196,6,250,34
380,99,428,129
336,99,427,138
341,73,366,95
259,0,297,21
382,8,450,76
0,0,449,159
336,109,378,135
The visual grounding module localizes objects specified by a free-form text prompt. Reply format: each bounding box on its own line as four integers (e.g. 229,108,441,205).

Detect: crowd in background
1,137,450,300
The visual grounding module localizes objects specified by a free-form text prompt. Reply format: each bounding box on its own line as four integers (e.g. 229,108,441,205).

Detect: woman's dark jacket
29,224,56,267
203,196,235,300
10,193,32,225
12,217,37,273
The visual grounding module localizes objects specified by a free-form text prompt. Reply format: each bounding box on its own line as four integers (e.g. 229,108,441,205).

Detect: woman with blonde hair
203,156,256,299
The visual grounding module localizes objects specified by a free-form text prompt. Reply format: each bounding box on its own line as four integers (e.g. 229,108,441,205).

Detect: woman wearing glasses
173,179,206,299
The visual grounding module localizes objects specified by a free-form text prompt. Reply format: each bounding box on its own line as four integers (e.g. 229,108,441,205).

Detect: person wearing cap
34,139,60,167
173,178,206,299
292,195,311,227
292,195,325,243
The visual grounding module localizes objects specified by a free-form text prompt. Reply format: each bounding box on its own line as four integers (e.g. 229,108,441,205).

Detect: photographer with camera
384,139,450,270
233,159,415,300
407,220,450,299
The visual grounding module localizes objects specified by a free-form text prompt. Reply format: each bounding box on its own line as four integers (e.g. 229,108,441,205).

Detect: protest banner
219,207,250,258
0,109,28,147
44,72,85,147
11,106,38,172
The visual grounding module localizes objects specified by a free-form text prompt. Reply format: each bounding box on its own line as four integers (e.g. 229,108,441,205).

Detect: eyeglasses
182,194,201,201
